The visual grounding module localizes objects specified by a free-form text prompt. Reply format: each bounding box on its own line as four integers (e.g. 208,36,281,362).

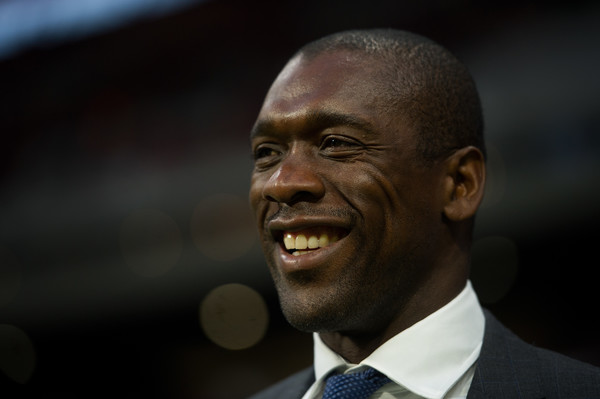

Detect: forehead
253,51,389,137
268,50,377,98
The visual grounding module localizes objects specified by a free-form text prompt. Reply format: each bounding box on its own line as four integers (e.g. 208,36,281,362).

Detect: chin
282,307,340,333
277,288,360,333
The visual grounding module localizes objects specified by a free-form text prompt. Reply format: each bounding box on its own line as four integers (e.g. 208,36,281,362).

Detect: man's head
249,29,486,339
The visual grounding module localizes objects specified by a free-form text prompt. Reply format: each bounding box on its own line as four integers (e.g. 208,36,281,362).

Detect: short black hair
296,29,485,164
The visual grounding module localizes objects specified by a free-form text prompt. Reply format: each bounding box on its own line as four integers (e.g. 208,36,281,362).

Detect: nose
262,152,325,204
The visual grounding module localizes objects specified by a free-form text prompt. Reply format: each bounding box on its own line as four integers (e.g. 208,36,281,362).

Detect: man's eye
254,146,280,160
321,136,359,150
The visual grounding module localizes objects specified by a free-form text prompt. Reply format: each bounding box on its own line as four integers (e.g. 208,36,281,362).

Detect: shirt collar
313,281,485,399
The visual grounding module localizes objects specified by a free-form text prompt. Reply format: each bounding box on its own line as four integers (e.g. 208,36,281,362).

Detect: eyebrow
250,110,375,139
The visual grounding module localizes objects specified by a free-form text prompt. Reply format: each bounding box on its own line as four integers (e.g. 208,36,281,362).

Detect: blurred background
0,0,599,397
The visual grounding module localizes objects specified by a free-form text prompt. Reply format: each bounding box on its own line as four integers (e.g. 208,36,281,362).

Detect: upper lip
267,215,351,239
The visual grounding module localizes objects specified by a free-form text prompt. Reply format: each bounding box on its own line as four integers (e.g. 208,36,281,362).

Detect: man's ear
442,146,486,222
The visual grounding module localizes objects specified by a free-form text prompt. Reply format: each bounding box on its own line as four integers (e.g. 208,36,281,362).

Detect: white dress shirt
302,281,485,399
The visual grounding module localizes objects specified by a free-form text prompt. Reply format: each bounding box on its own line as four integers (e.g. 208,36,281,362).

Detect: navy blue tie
322,367,391,399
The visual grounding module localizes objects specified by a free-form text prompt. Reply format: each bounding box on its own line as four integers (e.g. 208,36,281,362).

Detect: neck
318,331,392,365
318,277,467,364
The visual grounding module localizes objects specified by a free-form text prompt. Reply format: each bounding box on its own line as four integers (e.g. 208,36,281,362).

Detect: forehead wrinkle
251,109,376,140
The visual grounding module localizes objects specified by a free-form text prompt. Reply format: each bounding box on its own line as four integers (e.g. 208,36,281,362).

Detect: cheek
343,168,405,223
248,184,260,212
249,177,270,237
249,175,265,213
343,167,434,251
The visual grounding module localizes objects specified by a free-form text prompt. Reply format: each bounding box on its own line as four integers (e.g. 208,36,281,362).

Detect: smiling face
249,51,454,335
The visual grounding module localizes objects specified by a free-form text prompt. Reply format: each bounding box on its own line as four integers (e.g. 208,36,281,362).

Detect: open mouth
277,227,348,256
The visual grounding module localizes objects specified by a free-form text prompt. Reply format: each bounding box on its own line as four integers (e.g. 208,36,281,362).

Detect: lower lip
276,242,341,273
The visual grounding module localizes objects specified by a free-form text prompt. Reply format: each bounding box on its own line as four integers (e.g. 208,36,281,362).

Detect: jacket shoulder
534,344,600,397
247,367,315,399
470,310,600,398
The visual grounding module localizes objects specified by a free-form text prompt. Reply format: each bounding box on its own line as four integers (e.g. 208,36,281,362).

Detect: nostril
264,191,320,205
289,190,321,204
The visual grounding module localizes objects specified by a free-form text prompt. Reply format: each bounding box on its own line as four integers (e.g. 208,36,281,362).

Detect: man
248,29,600,399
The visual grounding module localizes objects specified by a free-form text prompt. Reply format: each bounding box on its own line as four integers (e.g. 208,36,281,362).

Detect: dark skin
249,50,486,363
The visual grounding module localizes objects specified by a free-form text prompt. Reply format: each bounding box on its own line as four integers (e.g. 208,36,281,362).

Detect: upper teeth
283,232,338,251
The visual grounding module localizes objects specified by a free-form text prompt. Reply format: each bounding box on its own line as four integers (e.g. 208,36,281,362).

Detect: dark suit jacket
248,310,600,398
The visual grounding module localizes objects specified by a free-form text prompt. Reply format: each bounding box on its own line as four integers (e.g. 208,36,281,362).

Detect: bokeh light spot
119,209,183,277
471,236,519,304
0,246,21,306
191,194,255,262
0,325,36,384
200,283,269,350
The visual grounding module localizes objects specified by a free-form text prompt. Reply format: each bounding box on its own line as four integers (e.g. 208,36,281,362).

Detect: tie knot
322,367,391,399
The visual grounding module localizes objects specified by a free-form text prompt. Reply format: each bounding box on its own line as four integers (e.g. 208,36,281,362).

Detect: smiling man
248,29,600,399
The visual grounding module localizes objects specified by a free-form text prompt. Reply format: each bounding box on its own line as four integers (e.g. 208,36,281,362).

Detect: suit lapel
466,365,492,399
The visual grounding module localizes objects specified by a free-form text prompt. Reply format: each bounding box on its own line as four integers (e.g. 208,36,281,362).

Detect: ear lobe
443,146,486,222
